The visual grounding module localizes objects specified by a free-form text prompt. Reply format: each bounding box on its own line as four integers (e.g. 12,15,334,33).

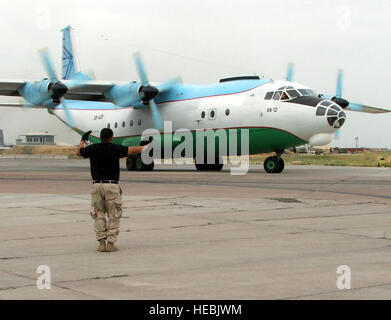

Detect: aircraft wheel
195,157,223,171
135,154,154,171
126,155,136,171
264,156,284,173
277,158,285,173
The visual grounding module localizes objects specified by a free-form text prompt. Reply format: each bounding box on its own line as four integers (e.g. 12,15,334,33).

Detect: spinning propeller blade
38,48,85,127
133,52,149,86
286,63,294,82
116,53,180,130
336,69,343,98
39,48,58,82
60,99,75,128
150,100,163,131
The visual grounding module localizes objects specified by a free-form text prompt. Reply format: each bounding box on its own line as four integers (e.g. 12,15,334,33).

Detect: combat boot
106,242,119,252
97,240,106,252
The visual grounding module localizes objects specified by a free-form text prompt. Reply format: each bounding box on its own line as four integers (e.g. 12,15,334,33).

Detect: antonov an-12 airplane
0,26,388,173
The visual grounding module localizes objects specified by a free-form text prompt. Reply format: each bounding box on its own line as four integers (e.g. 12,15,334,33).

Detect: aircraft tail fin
61,25,81,80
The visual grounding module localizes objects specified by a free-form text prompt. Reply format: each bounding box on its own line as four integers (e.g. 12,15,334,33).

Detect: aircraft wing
0,80,27,96
0,79,117,104
321,94,390,114
62,80,114,102
345,102,391,114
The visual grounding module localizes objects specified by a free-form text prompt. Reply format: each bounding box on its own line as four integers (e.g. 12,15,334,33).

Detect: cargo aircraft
0,26,389,173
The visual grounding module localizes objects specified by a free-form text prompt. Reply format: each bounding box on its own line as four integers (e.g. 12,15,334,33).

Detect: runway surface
0,158,391,299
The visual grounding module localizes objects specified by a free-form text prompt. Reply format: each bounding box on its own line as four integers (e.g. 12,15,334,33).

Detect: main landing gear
263,155,285,173
126,154,154,171
195,156,224,171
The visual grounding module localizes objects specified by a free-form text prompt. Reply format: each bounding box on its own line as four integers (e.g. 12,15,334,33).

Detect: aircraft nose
315,100,346,129
333,111,346,128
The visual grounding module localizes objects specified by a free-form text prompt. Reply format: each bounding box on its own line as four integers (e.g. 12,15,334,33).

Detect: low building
17,131,55,145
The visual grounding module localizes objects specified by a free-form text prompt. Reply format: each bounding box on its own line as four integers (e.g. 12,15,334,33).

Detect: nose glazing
315,100,346,128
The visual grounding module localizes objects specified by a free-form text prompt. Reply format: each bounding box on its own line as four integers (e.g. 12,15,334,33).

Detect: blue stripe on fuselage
55,79,270,110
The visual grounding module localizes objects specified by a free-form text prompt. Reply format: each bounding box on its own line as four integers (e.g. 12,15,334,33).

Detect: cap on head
100,128,113,140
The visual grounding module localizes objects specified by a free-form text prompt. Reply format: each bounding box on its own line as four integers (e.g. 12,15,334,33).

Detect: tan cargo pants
90,183,123,243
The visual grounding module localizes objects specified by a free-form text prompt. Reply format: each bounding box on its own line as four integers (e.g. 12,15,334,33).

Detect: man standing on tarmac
77,128,143,252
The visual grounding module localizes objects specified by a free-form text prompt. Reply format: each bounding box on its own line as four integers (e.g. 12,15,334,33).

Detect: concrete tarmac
0,158,391,299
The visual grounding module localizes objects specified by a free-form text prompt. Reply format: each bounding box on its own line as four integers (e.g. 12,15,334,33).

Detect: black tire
195,156,223,171
126,156,136,171
134,154,154,171
264,156,283,173
277,158,285,173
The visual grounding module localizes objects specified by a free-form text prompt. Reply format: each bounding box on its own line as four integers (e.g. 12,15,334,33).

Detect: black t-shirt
80,142,128,181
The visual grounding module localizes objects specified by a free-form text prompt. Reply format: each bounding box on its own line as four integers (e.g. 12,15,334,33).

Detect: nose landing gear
263,155,285,173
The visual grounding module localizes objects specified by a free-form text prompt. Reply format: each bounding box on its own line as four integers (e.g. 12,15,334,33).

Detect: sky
0,0,390,147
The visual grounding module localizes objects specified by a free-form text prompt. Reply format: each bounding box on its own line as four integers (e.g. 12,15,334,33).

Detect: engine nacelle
18,79,51,105
104,81,141,106
18,79,69,106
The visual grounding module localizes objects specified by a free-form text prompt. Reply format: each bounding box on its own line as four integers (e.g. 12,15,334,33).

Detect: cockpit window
286,90,300,99
264,92,273,100
272,91,282,100
280,92,289,100
298,89,311,96
265,87,315,101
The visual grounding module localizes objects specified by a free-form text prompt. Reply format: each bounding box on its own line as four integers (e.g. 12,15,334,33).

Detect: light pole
355,136,359,153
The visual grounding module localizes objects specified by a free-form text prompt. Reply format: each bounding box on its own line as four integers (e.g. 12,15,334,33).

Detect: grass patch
2,145,77,156
2,146,391,168
249,151,391,168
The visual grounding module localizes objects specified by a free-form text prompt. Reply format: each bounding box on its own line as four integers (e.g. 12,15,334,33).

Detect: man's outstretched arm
128,146,145,155
77,130,92,157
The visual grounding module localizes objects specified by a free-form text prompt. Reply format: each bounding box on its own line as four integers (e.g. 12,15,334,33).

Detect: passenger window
130,120,133,126
122,121,125,128
209,109,216,120
107,123,110,129
114,122,118,128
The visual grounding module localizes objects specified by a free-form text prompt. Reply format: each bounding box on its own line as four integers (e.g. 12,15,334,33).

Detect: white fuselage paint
53,80,341,151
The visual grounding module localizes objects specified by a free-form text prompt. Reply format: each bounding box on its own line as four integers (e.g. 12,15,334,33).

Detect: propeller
330,69,349,109
286,62,294,82
38,48,87,128
116,52,181,130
